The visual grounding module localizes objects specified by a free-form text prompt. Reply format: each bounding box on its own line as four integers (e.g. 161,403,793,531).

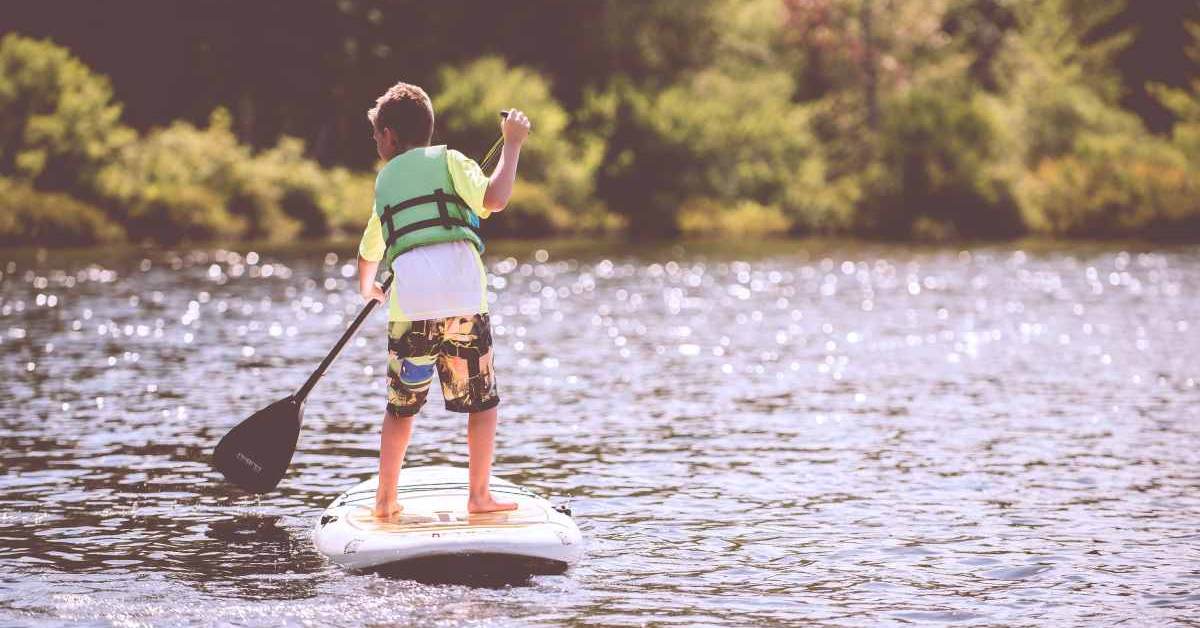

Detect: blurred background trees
1,0,1197,246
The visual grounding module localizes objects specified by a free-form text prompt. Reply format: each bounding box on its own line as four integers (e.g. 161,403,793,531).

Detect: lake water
1,238,1197,626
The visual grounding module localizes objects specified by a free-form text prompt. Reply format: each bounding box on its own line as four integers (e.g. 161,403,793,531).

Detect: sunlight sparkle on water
0,241,1197,625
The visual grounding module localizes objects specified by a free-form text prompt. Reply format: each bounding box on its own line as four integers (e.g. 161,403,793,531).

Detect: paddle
212,273,393,493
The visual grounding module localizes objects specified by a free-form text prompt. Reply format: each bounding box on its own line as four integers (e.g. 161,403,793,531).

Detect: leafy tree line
1,0,1198,246
0,33,374,246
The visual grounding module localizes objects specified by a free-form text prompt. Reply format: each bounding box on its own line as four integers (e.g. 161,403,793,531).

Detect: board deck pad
346,503,549,533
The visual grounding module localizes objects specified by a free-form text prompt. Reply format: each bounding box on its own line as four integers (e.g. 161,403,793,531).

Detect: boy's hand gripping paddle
211,274,393,493
479,110,511,171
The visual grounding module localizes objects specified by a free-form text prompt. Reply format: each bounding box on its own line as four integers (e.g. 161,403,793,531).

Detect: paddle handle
479,111,511,172
295,273,393,404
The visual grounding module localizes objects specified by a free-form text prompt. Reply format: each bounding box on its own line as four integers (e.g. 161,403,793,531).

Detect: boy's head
368,82,434,160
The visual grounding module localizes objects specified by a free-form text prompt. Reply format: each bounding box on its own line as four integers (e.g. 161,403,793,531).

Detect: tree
0,34,134,196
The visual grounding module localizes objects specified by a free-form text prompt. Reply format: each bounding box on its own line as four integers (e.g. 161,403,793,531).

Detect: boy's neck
388,143,428,159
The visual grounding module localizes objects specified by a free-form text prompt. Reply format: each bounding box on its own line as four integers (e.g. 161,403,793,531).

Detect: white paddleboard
312,466,582,577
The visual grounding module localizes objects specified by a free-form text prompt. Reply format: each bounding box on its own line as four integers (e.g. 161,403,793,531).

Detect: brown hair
367,82,434,148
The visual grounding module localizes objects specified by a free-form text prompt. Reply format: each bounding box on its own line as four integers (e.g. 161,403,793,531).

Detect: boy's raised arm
482,109,531,212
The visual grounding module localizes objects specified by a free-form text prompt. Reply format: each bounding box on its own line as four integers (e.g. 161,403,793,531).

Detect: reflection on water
1,239,1198,625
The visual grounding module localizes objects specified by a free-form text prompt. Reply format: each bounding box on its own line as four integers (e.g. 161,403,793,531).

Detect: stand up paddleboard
313,466,582,580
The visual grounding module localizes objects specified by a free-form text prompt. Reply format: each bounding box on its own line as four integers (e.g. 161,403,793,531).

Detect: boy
356,82,530,518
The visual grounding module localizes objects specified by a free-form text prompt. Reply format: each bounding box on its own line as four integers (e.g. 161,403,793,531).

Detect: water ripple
1,240,1198,625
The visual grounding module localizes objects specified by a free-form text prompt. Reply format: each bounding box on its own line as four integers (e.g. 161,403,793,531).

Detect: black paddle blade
212,396,304,493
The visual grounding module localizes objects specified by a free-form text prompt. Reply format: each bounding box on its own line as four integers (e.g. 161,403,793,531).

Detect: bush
479,181,572,238
96,109,250,242
678,198,792,236
321,167,376,236
0,178,124,246
1148,25,1200,171
125,184,245,244
1017,80,1142,165
859,86,1023,239
0,34,134,197
96,111,375,243
993,0,1134,159
0,36,409,246
234,137,375,240
1017,135,1200,240
250,137,330,237
226,176,298,242
597,68,836,237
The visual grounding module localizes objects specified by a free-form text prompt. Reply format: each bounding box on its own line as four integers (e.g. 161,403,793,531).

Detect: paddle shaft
294,273,393,403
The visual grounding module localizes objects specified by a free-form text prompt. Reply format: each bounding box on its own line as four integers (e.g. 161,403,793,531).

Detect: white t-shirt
386,240,488,321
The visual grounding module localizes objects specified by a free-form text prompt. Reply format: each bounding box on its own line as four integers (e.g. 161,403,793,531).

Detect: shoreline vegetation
2,236,1192,269
2,2,1198,248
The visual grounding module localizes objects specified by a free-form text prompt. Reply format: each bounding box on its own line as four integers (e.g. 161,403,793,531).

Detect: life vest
374,145,484,267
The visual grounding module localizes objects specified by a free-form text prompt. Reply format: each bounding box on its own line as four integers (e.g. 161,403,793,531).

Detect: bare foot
374,497,403,520
468,494,519,514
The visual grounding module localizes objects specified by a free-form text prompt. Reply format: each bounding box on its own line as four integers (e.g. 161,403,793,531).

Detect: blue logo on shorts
399,359,435,387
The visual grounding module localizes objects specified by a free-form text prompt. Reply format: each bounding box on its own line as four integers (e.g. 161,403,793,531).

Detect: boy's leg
435,314,513,513
467,406,517,514
374,409,414,519
376,319,436,519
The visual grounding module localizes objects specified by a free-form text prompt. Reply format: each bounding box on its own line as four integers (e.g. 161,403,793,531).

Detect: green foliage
434,56,606,235
0,34,134,196
96,110,250,242
4,6,1199,246
1004,0,1131,102
782,0,971,235
710,0,789,73
1016,78,1142,165
0,177,124,246
597,67,844,237
993,0,1143,165
593,84,684,237
322,167,377,235
860,85,1023,239
482,183,573,238
679,199,792,236
991,3,1200,240
251,137,333,238
1152,81,1200,167
0,36,377,247
598,0,722,89
1017,134,1199,239
97,109,374,243
942,0,1018,92
1148,22,1200,167
229,137,375,239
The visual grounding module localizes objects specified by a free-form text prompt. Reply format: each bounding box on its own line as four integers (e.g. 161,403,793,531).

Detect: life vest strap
381,189,469,237
383,217,482,249
384,188,477,247
435,190,452,230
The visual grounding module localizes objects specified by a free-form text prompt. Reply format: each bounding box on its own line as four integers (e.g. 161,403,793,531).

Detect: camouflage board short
386,313,499,415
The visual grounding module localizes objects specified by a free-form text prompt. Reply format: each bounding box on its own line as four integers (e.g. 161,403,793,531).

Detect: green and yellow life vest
374,145,484,267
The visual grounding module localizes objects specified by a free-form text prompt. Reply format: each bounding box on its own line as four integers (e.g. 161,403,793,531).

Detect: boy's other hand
362,281,386,304
502,109,530,145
